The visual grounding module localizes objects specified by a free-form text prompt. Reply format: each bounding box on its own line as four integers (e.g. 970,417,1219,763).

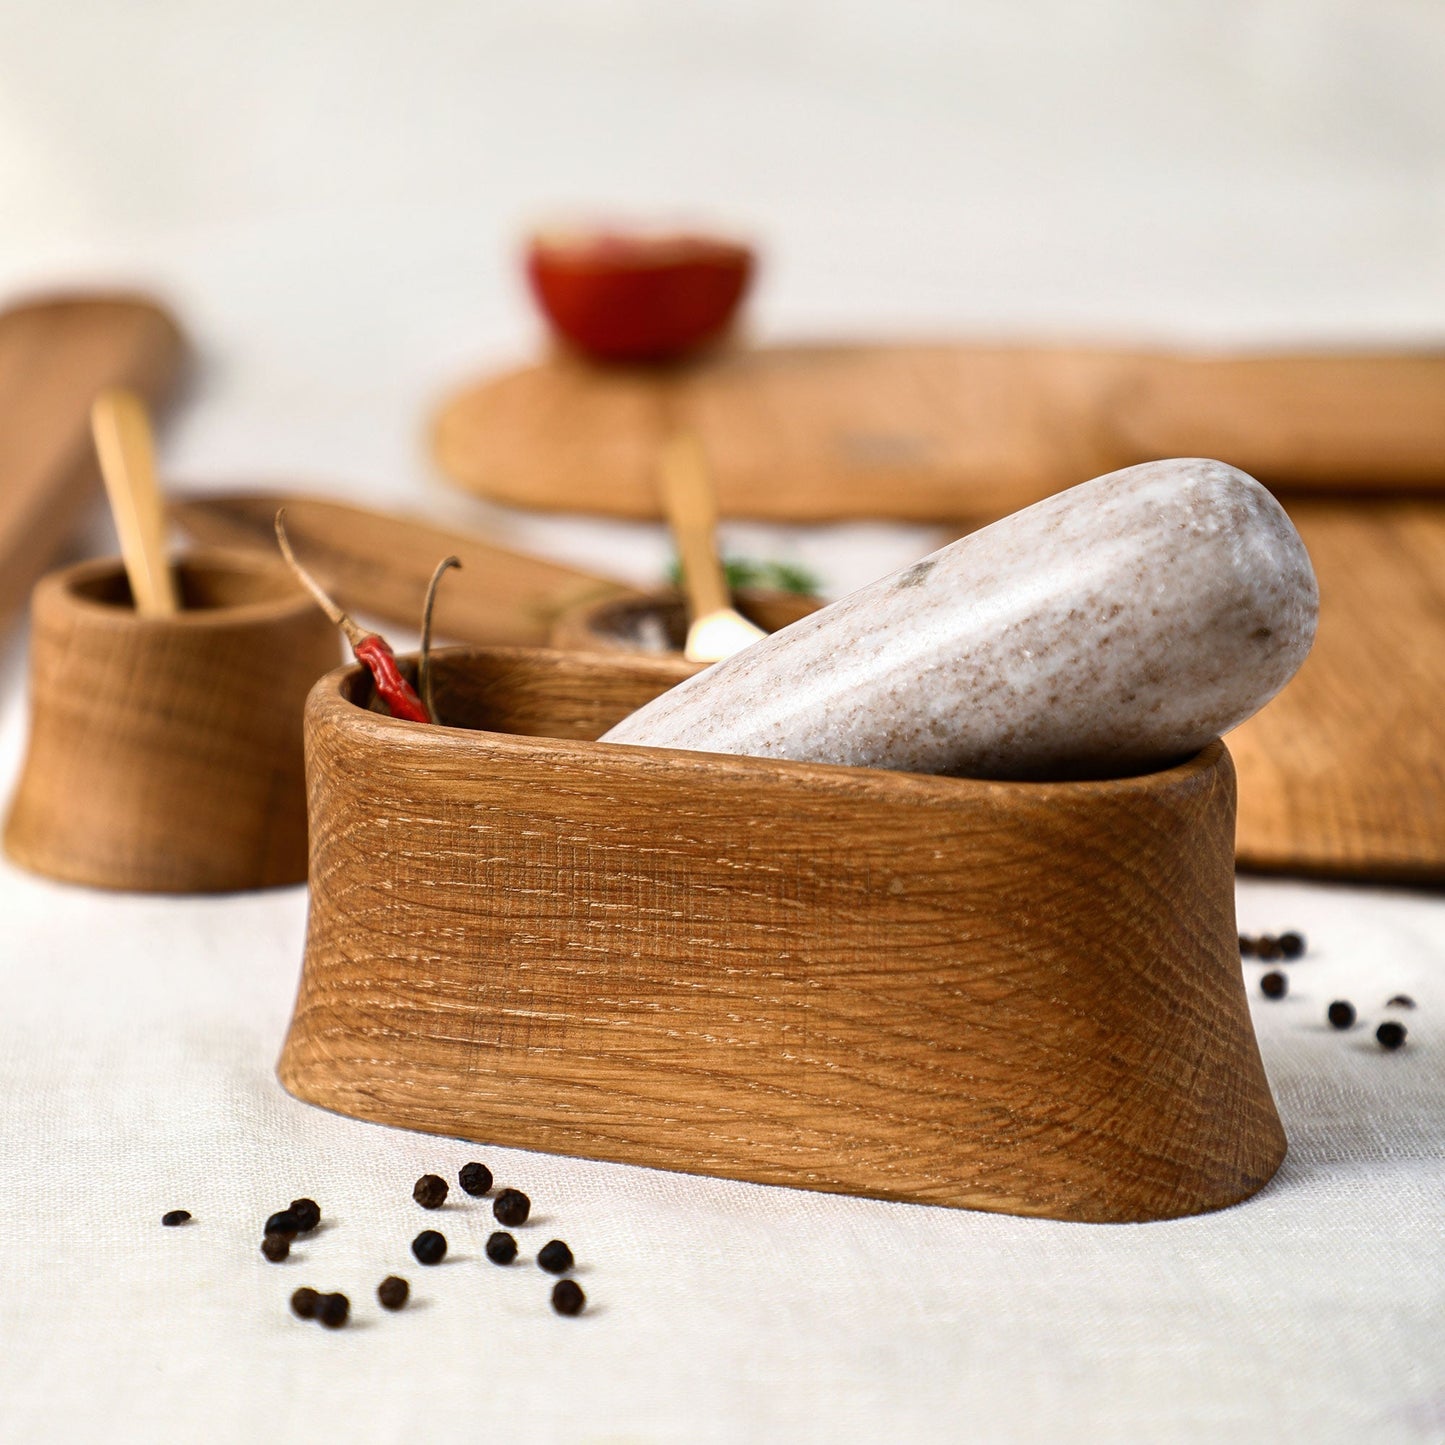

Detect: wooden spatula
658,431,766,662
170,491,634,646
0,292,186,633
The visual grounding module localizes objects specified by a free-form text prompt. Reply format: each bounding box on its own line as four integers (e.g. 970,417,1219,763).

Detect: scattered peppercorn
412,1230,447,1265
459,1162,493,1197
264,1211,301,1240
551,1279,585,1316
1260,971,1288,999
413,1174,448,1209
1387,995,1417,1009
261,1233,291,1263
1327,1001,1356,1030
1376,1021,1408,1051
485,1231,518,1265
377,1276,410,1310
1238,935,1256,958
317,1292,350,1329
537,1240,574,1275
493,1189,531,1227
1256,936,1283,962
290,1287,320,1320
1278,932,1306,960
161,1210,191,1227
289,1198,321,1233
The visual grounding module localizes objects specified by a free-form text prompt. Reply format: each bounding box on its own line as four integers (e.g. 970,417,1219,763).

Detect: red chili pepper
275,510,433,724
352,633,430,723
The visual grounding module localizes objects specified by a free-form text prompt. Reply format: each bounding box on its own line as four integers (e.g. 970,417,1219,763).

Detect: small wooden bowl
4,550,340,892
549,586,821,654
281,647,1285,1223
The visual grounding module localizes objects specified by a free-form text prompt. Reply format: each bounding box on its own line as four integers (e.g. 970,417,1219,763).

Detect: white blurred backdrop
1,0,1442,582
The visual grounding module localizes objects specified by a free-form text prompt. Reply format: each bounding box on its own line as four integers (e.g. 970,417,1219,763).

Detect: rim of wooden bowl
311,645,1228,800
40,547,320,629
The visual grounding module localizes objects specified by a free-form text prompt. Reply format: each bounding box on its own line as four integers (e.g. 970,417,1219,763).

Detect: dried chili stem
418,555,461,726
274,510,365,648
275,509,432,724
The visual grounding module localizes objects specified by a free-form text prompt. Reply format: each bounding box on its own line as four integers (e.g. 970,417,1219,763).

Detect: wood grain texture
281,647,1285,1223
170,491,633,645
0,293,186,632
431,342,1445,521
4,550,340,892
1231,499,1445,882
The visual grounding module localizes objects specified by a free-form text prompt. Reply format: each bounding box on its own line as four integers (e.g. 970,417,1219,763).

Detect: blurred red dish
526,230,755,363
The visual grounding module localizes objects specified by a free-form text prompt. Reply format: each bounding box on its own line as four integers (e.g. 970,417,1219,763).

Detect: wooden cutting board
0,292,186,633
1231,499,1445,884
432,342,1445,521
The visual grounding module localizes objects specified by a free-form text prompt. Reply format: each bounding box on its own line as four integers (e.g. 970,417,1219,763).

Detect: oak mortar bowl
549,585,821,655
4,549,340,892
281,645,1286,1224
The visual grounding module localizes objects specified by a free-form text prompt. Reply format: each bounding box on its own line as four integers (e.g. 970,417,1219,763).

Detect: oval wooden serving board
432,342,1445,521
1229,498,1445,885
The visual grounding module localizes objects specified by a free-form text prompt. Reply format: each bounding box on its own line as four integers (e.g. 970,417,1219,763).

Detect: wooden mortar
550,585,821,654
281,646,1285,1223
4,549,340,892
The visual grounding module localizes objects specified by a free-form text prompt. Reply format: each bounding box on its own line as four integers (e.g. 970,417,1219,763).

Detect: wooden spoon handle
91,387,179,615
658,431,731,620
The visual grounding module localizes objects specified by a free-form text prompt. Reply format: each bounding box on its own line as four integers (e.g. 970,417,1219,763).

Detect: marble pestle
601,458,1318,780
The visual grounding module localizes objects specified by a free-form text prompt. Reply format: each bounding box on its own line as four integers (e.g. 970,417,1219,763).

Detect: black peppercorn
493,1188,531,1227
1255,935,1283,961
459,1161,494,1197
161,1210,191,1227
413,1174,448,1209
377,1276,409,1310
551,1279,585,1316
291,1287,320,1320
289,1198,321,1233
261,1233,291,1263
537,1240,574,1275
1278,932,1306,960
1376,1021,1407,1050
264,1211,301,1240
1260,971,1288,999
1387,995,1417,1009
1327,1000,1356,1030
317,1292,350,1329
412,1229,447,1265
485,1231,518,1265
1238,935,1256,957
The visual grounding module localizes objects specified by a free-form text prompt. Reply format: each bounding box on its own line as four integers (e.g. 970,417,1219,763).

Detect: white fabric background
0,3,1442,1441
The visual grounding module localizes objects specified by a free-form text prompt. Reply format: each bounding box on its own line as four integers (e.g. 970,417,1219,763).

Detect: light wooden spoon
658,431,765,662
91,387,180,614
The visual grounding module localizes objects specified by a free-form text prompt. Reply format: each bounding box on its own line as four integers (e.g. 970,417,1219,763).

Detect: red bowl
526,229,755,364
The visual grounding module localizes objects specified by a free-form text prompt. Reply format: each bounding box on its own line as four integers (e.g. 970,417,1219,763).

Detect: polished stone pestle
601,458,1318,780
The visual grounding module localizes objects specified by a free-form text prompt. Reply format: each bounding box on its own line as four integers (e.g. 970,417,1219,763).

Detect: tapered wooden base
4,551,339,892
281,647,1285,1223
